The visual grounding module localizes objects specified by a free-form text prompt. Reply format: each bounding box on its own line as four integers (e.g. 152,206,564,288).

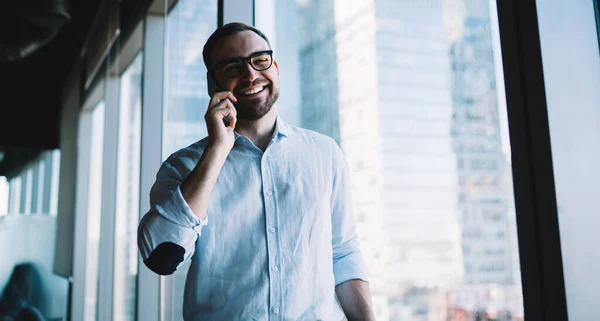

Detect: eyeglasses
213,50,274,78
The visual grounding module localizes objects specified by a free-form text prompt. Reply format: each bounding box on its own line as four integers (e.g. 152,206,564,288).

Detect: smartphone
206,72,231,127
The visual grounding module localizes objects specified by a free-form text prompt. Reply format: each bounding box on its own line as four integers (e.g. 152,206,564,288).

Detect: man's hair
202,22,272,70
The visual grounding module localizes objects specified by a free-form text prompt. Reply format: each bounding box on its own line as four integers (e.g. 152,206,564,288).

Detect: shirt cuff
333,250,370,286
155,185,208,234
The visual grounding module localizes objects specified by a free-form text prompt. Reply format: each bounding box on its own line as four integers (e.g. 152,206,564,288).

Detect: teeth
243,86,264,95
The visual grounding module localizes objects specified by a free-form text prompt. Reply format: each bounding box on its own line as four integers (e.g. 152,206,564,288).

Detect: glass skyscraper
290,0,522,320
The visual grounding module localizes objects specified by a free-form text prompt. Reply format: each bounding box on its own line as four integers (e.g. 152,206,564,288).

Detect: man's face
210,31,280,121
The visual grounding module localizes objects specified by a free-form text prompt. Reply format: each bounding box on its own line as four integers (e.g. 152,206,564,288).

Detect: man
137,22,376,321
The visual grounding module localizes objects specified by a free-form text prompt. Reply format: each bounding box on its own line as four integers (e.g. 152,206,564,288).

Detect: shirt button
269,227,276,233
266,190,272,196
273,307,279,314
272,266,278,272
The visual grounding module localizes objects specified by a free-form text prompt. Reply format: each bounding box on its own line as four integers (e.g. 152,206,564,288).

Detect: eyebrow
214,50,272,68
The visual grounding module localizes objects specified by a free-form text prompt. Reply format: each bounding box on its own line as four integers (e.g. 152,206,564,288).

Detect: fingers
207,99,237,128
209,91,237,107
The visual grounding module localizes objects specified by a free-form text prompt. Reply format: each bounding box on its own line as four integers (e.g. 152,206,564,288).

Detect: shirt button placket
262,155,279,319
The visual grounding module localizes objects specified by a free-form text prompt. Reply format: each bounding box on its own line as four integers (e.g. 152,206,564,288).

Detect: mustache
235,79,271,92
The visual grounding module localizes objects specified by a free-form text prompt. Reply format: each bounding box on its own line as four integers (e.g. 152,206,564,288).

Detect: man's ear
273,59,280,76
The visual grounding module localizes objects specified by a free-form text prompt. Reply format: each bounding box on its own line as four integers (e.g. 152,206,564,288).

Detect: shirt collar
275,114,290,138
233,114,290,142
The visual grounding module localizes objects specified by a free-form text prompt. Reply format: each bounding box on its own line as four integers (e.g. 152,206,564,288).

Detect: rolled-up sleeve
330,144,369,286
138,154,208,275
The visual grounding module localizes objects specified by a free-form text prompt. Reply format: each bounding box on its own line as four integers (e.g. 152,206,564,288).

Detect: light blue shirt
138,116,369,321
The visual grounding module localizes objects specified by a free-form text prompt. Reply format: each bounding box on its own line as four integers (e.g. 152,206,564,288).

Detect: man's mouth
240,85,268,96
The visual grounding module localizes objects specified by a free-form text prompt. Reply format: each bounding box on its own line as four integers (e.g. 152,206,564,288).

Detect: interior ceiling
0,0,103,178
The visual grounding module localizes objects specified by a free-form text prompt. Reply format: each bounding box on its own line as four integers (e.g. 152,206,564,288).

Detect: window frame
71,82,106,321
491,1,568,320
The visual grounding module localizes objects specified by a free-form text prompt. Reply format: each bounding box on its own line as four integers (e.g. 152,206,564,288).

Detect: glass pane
536,0,600,319
261,0,523,320
24,167,33,214
50,149,61,216
163,0,218,157
114,53,143,321
8,176,21,214
161,1,217,320
35,160,45,214
85,101,106,321
0,176,7,216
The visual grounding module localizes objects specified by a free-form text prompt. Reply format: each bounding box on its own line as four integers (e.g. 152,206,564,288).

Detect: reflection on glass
162,1,217,320
114,53,143,321
84,101,105,321
265,0,523,320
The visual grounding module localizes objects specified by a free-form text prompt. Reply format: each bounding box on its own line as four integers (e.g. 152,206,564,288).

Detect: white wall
0,215,68,319
536,0,600,319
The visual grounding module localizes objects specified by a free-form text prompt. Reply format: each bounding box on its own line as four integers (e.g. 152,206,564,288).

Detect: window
114,53,143,321
163,0,218,156
33,160,44,214
24,167,33,214
49,149,61,216
77,100,106,321
0,176,7,216
161,1,217,320
8,176,21,214
537,0,600,318
257,0,523,320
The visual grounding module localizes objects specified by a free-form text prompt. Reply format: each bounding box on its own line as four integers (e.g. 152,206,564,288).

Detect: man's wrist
206,142,232,158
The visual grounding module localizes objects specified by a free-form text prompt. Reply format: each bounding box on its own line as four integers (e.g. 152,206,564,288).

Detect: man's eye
253,58,270,66
223,64,241,73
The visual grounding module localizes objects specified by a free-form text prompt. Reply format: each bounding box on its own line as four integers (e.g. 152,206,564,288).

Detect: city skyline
281,0,523,320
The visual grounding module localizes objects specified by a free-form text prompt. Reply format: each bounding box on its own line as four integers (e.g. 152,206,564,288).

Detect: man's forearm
180,143,230,219
335,279,376,321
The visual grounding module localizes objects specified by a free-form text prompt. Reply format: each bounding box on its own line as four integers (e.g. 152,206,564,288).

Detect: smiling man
137,22,376,321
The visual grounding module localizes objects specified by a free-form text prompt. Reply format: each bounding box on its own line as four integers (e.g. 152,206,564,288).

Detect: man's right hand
205,91,238,151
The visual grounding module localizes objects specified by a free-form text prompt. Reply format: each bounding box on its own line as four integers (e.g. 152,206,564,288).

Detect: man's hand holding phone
205,91,237,152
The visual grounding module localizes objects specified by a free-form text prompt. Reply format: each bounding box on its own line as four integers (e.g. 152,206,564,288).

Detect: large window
537,0,600,318
80,100,106,321
3,150,60,216
114,53,143,321
163,0,218,155
257,0,523,320
161,1,218,320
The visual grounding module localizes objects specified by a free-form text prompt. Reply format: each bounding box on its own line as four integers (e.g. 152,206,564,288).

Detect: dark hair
202,22,271,70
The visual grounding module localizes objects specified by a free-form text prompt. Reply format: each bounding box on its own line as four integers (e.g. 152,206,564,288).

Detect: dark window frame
496,1,569,320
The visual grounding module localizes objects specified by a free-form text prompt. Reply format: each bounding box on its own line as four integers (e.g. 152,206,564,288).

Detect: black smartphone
206,72,231,127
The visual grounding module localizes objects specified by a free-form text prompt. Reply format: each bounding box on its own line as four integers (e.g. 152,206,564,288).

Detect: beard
234,85,279,121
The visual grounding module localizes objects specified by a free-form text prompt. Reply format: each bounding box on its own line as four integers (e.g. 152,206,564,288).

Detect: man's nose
241,62,260,82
